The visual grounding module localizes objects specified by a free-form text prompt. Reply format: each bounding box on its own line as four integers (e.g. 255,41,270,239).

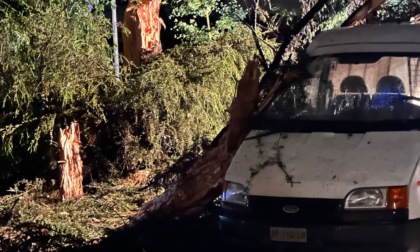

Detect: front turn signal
387,186,408,210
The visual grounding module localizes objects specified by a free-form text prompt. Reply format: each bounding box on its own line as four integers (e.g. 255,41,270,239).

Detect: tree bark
58,121,83,200
341,0,385,27
123,0,163,67
206,10,212,40
132,59,261,221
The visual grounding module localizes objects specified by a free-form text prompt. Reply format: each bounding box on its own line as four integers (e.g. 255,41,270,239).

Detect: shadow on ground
70,212,237,252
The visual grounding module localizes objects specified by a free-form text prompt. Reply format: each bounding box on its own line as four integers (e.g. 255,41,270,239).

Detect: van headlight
221,181,248,206
345,188,387,209
344,186,408,210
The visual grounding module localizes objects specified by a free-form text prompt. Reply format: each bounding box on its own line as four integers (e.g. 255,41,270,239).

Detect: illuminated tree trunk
123,0,163,67
131,60,261,220
58,121,83,200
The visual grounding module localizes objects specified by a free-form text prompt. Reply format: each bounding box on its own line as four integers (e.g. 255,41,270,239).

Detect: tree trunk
58,121,83,200
206,10,212,40
123,0,163,67
131,59,261,221
341,0,385,27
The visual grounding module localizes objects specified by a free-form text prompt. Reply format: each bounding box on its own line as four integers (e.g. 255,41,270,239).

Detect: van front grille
248,196,343,224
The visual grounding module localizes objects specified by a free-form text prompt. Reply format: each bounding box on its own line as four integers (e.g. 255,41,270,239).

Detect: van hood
225,131,420,199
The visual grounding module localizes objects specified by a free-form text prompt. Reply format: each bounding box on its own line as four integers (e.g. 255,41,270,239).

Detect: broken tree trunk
123,0,163,67
133,59,260,220
126,0,352,223
58,121,83,200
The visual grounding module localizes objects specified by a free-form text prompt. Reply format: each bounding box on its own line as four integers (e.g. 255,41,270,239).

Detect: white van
218,23,420,251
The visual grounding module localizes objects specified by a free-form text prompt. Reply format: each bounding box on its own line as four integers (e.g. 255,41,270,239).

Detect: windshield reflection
262,55,420,126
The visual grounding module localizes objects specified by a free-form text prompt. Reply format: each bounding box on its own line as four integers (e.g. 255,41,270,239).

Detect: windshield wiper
244,129,284,141
398,95,420,102
245,116,291,140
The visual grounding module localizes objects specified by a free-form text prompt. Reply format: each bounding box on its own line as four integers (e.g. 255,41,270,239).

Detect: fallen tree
134,58,261,219
124,0,398,224
126,0,335,223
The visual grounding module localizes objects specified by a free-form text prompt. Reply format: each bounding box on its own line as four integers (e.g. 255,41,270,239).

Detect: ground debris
0,178,156,250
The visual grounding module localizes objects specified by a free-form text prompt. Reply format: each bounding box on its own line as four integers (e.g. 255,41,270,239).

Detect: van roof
306,23,420,57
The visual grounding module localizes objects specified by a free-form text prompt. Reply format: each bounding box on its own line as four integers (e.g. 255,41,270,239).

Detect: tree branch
341,0,385,27
259,0,331,91
239,18,272,71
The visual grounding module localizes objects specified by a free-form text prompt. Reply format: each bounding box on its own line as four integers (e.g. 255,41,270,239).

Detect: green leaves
170,0,245,44
171,0,218,17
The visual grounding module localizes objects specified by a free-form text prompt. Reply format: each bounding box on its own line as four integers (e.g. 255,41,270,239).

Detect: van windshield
259,55,420,132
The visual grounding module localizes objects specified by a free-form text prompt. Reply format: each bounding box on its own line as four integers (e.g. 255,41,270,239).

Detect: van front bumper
216,205,420,252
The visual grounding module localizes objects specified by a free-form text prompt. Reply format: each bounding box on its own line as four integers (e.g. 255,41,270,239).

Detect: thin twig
241,20,277,52
274,136,300,187
236,14,270,71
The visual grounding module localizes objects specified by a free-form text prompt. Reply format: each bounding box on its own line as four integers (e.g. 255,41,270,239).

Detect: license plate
270,227,307,243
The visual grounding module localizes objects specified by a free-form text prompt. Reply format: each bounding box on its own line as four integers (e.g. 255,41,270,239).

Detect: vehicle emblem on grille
283,205,299,214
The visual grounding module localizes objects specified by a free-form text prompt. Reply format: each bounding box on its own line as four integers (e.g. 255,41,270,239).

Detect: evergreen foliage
115,25,264,174
0,0,264,184
169,0,246,44
0,19,264,244
1,0,419,248
0,0,116,154
0,0,120,182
